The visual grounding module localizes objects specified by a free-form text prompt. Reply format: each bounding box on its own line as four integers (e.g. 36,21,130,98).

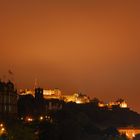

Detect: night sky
0,0,140,112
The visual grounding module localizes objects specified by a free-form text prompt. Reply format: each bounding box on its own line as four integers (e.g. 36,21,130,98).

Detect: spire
34,78,38,89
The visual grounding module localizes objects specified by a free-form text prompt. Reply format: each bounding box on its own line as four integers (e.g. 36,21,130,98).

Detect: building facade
0,81,18,117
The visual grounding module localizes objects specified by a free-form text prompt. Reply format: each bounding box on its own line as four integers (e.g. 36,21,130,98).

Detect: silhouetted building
45,99,64,111
0,80,18,118
35,88,43,100
35,88,45,116
17,94,35,117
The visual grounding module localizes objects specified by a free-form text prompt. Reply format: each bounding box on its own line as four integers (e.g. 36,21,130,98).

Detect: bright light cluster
0,123,6,135
98,101,128,109
22,115,51,123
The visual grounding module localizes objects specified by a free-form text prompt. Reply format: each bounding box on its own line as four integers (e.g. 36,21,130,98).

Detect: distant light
0,124,3,127
21,117,24,120
120,101,128,108
132,133,135,137
1,128,4,131
45,116,48,119
40,116,43,121
27,117,33,122
76,100,82,104
98,103,105,107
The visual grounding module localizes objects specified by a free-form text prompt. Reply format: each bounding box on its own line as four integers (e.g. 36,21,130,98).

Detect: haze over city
0,0,140,112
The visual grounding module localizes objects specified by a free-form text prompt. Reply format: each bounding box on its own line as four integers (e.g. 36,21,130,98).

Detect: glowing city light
27,117,33,122
21,117,24,120
1,128,5,131
120,101,128,108
0,123,6,135
76,100,82,104
0,124,3,127
40,116,44,121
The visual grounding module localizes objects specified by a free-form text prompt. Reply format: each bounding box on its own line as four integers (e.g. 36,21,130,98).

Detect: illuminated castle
63,93,90,104
19,89,90,104
19,88,127,108
43,89,62,99
98,100,128,109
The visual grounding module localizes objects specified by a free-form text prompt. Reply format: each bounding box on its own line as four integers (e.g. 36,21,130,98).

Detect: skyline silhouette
0,0,140,112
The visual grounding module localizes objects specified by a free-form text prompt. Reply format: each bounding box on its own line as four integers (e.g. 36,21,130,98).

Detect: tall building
35,88,45,116
35,88,43,100
0,81,18,117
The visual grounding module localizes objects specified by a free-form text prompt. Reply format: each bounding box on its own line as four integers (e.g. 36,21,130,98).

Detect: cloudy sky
0,0,140,112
